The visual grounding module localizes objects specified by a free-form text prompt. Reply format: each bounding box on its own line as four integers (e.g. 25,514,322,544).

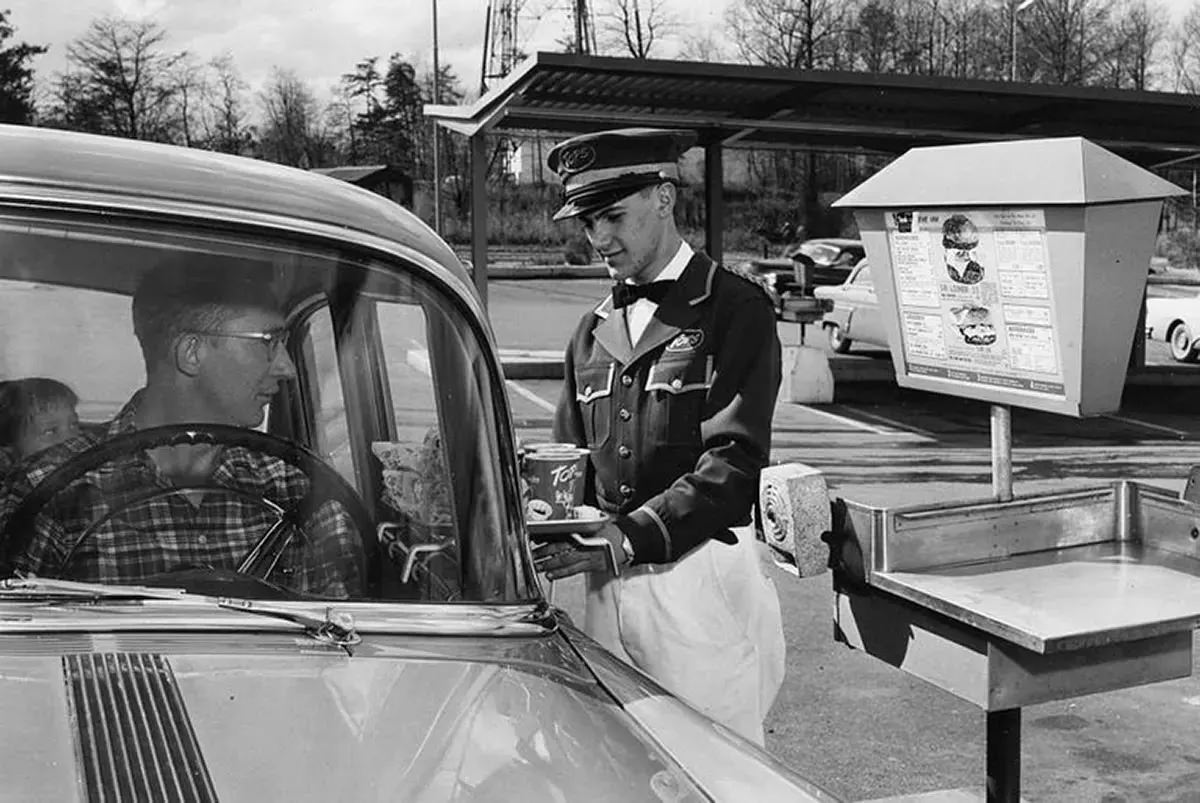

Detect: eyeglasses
189,329,290,360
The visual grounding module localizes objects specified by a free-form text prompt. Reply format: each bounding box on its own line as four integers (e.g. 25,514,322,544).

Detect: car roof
807,238,863,249
0,125,468,285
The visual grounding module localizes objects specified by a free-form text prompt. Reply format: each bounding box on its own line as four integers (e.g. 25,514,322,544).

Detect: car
813,258,890,354
1144,291,1200,362
746,238,865,320
780,238,866,290
0,125,840,801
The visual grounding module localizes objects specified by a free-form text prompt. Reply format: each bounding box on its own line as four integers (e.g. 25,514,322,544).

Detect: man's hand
533,521,626,580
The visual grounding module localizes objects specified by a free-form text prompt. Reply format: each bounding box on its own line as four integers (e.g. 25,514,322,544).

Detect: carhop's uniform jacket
552,249,786,745
554,251,781,559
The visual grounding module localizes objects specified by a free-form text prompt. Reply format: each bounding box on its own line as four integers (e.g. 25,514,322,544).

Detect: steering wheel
0,424,378,594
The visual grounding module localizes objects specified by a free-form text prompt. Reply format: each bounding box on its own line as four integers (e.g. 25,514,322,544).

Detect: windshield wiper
215,597,361,653
0,578,358,653
0,577,188,601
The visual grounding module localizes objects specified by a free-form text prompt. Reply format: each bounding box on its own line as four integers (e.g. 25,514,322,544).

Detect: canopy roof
426,53,1200,167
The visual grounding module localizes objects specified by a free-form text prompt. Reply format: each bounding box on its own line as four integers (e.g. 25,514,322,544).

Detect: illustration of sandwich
951,305,997,346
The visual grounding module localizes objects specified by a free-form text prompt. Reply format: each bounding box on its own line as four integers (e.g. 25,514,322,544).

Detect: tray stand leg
986,708,1021,802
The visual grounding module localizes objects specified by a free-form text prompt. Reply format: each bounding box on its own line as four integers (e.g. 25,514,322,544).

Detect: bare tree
1020,0,1116,85
725,0,849,70
1170,2,1200,92
596,0,676,58
850,0,899,73
677,30,733,62
170,54,207,147
258,67,324,167
52,16,186,141
1096,0,1168,88
204,54,251,155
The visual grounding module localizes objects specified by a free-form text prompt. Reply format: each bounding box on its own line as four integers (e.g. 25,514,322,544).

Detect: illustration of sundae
942,214,985,285
951,305,997,346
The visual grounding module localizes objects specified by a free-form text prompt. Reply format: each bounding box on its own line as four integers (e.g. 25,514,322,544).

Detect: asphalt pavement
492,276,1200,802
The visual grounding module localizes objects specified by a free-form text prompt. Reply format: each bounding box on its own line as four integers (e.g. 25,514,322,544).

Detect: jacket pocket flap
576,362,615,403
645,355,713,394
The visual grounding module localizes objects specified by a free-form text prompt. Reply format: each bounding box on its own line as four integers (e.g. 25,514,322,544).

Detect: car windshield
797,242,843,264
0,210,534,605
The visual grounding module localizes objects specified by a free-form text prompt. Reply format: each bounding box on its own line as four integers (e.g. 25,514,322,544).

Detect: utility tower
482,0,522,93
572,0,596,55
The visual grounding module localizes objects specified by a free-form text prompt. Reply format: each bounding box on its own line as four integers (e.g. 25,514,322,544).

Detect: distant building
310,165,414,209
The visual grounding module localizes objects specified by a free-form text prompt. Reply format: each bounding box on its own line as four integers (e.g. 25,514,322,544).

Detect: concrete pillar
779,345,834,404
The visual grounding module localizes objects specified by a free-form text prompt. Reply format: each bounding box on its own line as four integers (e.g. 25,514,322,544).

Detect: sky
5,0,729,107
6,0,1197,110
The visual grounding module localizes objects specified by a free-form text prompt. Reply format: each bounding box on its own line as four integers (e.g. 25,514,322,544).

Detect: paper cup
520,444,590,521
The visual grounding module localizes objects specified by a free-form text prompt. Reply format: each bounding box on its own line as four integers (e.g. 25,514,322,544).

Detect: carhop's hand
533,522,626,580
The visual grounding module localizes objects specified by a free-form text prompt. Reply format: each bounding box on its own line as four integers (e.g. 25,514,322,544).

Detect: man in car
532,128,786,745
0,262,363,598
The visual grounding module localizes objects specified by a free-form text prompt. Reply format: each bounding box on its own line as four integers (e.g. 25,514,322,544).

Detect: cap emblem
559,144,597,174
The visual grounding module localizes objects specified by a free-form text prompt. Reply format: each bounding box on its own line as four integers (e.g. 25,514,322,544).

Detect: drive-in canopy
426,52,1200,305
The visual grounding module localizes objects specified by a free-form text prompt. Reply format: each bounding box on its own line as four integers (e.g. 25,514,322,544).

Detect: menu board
885,208,1064,397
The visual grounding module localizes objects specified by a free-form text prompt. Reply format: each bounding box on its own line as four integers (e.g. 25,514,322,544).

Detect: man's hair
0,377,78,447
132,260,281,369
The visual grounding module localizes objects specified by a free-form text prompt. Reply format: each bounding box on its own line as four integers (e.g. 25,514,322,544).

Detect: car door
842,261,887,348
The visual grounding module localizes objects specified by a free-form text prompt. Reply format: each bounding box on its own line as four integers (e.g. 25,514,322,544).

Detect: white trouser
582,526,786,745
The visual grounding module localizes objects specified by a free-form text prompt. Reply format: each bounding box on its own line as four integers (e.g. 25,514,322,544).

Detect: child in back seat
0,378,82,474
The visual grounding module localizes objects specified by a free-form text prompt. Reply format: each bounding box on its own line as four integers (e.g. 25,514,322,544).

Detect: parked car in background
0,125,839,802
748,238,865,321
813,258,890,354
1144,291,1200,362
781,238,866,289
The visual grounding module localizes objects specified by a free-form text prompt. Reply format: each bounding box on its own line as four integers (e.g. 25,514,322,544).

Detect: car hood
0,627,807,802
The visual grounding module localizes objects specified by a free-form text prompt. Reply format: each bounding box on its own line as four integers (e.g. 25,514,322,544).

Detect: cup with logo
520,442,591,522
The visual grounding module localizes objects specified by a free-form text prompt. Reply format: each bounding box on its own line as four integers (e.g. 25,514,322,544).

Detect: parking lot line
802,404,936,441
847,407,939,440
1104,414,1191,439
507,379,558,413
800,404,889,434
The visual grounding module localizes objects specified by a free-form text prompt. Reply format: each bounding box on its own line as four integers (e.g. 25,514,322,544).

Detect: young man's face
17,401,80,457
578,186,671,283
194,307,297,428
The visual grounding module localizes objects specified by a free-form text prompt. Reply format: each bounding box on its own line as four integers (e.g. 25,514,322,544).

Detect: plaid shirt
0,393,363,598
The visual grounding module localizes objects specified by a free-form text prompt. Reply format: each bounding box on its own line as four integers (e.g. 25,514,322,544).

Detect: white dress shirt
625,240,694,345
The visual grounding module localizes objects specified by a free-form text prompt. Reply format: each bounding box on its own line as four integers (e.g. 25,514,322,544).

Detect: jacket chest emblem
665,329,704,353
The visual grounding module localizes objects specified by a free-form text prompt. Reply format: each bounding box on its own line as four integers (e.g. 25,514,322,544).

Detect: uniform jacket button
670,378,683,390
618,445,632,458
621,374,634,387
618,408,631,421
583,385,592,395
619,484,634,497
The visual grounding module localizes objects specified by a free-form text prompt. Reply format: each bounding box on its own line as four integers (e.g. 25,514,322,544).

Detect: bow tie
611,280,674,309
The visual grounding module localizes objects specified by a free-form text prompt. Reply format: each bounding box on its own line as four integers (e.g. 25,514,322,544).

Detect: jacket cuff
613,506,671,564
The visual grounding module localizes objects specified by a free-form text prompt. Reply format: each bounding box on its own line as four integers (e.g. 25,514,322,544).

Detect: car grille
63,653,217,802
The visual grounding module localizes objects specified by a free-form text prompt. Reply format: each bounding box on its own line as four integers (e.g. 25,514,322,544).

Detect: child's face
17,402,80,457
